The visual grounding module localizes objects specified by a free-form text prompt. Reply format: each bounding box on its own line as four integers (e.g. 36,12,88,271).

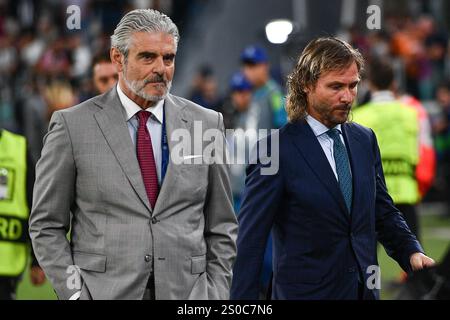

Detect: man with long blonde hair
231,37,434,300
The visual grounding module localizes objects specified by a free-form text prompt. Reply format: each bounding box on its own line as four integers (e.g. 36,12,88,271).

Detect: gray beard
123,72,172,102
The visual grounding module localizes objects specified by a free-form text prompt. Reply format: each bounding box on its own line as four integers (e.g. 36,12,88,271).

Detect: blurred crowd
0,0,193,164
338,14,450,207
0,1,449,300
187,14,450,212
0,1,450,208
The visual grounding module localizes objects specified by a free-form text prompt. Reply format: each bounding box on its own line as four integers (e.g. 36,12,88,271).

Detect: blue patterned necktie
326,128,353,213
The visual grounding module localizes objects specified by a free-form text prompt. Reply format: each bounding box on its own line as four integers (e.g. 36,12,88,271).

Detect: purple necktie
136,110,159,209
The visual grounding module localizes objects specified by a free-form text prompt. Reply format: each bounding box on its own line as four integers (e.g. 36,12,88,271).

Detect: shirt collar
370,90,396,103
116,83,164,123
306,114,342,137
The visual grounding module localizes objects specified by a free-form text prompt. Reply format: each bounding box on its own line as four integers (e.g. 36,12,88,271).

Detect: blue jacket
230,119,423,300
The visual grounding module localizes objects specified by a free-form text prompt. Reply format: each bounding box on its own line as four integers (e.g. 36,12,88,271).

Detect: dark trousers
0,277,18,300
397,204,420,242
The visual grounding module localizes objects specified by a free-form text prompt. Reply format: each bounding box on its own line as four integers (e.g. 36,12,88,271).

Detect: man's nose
152,56,165,75
340,88,353,103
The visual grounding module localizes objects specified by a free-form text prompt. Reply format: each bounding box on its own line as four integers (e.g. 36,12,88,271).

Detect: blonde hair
44,81,76,119
286,37,364,122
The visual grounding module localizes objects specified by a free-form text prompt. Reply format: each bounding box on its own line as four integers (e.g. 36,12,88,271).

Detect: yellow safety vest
353,101,420,204
0,130,29,276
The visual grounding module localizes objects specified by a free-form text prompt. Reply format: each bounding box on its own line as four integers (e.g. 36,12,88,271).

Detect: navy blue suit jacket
230,119,423,300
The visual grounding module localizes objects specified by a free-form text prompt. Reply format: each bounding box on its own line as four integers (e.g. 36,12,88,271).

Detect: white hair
111,9,179,60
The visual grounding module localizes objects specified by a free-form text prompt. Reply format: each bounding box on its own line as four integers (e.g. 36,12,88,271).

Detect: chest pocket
175,164,209,202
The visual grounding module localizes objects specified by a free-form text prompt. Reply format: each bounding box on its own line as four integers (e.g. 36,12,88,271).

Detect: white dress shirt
306,115,352,181
116,84,164,185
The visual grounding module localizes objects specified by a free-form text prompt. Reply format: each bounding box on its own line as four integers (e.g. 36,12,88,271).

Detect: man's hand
410,252,435,271
30,266,46,286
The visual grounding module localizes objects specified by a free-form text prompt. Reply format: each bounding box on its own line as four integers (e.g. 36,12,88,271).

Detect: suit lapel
152,94,191,217
288,119,350,218
93,88,152,214
341,123,366,221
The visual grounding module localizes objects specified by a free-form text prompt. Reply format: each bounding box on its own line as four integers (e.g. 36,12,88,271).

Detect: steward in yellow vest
352,59,421,242
353,98,420,204
0,129,45,299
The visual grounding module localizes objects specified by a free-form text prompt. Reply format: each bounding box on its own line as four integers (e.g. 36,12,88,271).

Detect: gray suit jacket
29,88,238,300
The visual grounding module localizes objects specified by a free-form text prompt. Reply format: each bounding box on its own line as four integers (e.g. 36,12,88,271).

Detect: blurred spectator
36,37,71,78
241,45,287,130
433,81,450,216
221,71,256,210
418,16,448,99
390,17,425,99
188,65,222,110
367,31,392,59
91,52,117,95
0,128,46,300
0,35,18,76
433,81,450,158
221,71,254,129
43,81,77,120
131,0,173,15
23,80,76,168
0,34,18,131
21,76,47,167
342,25,370,57
90,0,128,35
400,94,436,199
223,70,272,299
353,59,423,242
240,45,288,300
18,30,45,68
69,33,92,80
390,15,448,100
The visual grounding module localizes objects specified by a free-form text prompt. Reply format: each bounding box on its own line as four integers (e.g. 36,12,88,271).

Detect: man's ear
304,85,311,94
110,47,124,73
304,81,317,95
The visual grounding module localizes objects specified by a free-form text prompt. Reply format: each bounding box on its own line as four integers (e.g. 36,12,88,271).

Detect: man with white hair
29,9,237,300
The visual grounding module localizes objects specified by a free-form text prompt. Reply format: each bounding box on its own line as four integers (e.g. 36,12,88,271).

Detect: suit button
347,267,356,273
349,232,354,239
151,217,158,224
145,255,151,262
